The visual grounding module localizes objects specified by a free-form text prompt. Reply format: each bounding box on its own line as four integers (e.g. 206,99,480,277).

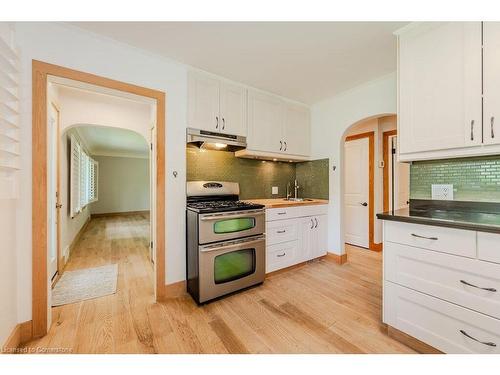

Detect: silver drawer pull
277,212,286,215
276,230,286,234
277,253,286,257
411,233,438,240
460,330,497,347
460,280,497,292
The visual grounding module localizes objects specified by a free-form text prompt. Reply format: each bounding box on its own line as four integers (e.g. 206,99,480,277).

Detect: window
70,134,98,218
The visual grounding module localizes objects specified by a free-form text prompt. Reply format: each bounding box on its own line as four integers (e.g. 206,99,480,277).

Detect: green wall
410,155,500,202
186,147,329,200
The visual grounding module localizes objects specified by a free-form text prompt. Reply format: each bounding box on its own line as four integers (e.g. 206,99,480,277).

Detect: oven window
213,217,256,234
214,249,256,284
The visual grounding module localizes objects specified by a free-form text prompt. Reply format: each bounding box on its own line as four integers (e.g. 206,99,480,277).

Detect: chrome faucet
286,181,292,200
294,179,300,199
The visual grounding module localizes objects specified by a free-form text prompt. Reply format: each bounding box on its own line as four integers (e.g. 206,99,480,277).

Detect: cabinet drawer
384,282,500,354
385,242,500,319
478,232,500,264
266,204,328,222
266,218,298,245
384,221,476,258
266,241,298,273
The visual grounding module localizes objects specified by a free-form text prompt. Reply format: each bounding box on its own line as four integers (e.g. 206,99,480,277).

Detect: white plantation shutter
70,134,98,217
70,135,81,217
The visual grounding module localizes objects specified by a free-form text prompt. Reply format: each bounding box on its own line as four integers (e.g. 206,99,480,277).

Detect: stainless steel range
186,181,266,304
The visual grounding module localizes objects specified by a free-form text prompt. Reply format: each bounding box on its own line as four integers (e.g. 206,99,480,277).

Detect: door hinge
391,147,396,155
150,143,153,151
150,241,153,248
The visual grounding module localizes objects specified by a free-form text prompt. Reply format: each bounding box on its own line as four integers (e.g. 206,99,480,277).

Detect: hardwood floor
23,218,414,353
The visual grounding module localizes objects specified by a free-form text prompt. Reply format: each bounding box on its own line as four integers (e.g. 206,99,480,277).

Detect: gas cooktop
187,200,264,213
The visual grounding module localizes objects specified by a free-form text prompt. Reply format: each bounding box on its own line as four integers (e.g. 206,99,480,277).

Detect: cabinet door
483,22,500,145
312,215,328,258
399,22,482,154
187,72,220,132
283,103,310,156
220,82,247,137
247,90,284,153
298,216,315,262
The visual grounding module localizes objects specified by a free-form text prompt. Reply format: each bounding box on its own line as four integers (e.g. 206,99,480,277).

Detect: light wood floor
23,216,414,353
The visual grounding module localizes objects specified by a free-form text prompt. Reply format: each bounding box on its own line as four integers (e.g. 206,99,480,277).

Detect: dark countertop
377,199,500,234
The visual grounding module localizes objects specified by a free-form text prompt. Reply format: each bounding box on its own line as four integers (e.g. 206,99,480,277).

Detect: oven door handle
200,237,265,253
200,211,265,221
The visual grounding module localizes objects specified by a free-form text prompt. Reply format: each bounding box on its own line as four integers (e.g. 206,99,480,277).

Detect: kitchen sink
283,198,313,202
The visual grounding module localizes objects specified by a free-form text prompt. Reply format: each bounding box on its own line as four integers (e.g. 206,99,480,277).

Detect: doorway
32,61,166,338
383,131,410,211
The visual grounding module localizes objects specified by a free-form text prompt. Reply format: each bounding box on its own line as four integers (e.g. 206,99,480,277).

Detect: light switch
272,186,279,195
431,184,454,200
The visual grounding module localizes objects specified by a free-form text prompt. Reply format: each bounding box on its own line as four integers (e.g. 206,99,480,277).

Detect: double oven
186,181,266,304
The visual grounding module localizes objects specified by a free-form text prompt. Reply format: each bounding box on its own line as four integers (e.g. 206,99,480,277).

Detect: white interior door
48,104,59,281
344,138,369,248
389,136,410,210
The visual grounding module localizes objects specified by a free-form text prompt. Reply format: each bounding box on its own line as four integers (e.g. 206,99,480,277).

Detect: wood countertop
244,198,329,208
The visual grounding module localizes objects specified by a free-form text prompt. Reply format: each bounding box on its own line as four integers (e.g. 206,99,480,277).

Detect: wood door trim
345,131,377,251
383,130,398,212
32,60,166,338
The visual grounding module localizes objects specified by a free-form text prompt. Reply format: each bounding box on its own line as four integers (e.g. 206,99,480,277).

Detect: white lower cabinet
265,205,328,273
385,283,500,354
383,220,500,353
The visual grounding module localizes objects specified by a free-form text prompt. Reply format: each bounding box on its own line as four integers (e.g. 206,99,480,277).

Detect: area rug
52,264,118,306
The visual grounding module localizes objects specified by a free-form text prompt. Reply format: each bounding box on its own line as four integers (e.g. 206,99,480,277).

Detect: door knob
360,202,368,207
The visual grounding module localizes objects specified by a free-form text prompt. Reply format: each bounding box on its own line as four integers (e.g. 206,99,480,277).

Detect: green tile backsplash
295,158,330,200
186,147,329,200
410,155,500,202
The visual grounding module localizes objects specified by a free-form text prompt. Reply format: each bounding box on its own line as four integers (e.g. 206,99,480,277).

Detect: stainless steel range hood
186,128,247,152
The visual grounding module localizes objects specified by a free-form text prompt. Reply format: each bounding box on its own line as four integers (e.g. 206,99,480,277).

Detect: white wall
90,155,150,215
14,22,188,323
58,85,153,142
344,115,397,245
311,73,397,255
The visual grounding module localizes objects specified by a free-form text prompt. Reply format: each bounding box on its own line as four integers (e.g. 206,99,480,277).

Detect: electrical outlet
431,184,454,200
272,186,279,195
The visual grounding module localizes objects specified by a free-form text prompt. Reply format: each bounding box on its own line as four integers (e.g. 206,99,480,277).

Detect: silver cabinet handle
277,212,286,215
284,141,287,151
277,252,286,258
216,116,219,129
460,330,497,347
460,280,497,292
314,218,318,228
491,116,495,139
222,117,225,130
279,140,283,151
310,219,314,229
276,230,286,234
470,120,474,141
411,233,438,240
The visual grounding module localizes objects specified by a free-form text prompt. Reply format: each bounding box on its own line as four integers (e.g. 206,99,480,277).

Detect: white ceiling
71,22,407,104
76,126,149,158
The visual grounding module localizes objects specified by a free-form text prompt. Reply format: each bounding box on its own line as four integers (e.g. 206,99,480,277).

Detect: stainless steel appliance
186,181,266,304
186,128,246,151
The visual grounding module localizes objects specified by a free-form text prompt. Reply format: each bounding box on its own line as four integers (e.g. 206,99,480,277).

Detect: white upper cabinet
240,89,311,161
398,22,482,160
483,22,500,145
188,72,247,136
188,72,220,133
284,104,311,157
246,90,284,153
